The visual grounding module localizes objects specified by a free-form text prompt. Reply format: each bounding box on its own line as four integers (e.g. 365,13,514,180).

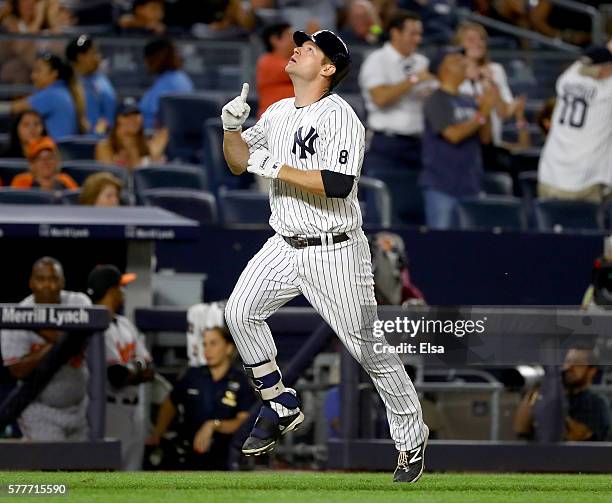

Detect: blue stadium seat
0,160,28,186
518,171,538,200
365,168,424,225
358,176,391,228
0,188,58,204
59,189,81,205
510,147,541,173
456,196,527,231
483,172,513,196
534,199,602,232
140,188,218,225
61,161,129,186
159,93,220,161
57,136,99,160
202,117,255,192
133,164,208,195
218,189,270,226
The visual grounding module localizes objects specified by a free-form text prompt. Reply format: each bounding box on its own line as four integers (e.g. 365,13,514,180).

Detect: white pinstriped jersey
539,62,612,191
242,93,365,236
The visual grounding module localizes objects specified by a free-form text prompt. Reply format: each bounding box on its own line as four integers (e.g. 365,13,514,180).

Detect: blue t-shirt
420,89,483,197
27,82,78,140
82,72,117,132
140,70,194,130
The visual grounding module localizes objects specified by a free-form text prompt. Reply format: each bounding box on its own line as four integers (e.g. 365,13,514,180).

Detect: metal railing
549,0,606,44
457,8,582,53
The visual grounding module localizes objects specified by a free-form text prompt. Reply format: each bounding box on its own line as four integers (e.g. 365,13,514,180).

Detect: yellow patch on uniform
222,390,237,407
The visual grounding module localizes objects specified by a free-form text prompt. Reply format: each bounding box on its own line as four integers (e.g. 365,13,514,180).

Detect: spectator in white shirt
359,10,436,172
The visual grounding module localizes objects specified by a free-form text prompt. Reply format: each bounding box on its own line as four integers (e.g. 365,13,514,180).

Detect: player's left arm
248,107,362,198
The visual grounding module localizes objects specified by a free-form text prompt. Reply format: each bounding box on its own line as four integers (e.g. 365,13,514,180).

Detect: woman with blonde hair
78,171,122,207
454,22,522,159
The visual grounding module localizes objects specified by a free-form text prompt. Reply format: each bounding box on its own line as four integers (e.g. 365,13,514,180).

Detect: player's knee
224,295,253,330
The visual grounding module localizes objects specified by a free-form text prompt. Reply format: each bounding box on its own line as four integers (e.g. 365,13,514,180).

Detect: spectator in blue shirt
419,48,495,229
10,52,87,140
140,37,194,130
66,35,117,136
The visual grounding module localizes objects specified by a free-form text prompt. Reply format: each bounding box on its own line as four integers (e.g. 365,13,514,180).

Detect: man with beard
0,257,91,440
514,345,611,441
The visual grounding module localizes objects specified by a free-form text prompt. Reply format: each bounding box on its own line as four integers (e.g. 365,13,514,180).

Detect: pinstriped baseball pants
225,230,426,451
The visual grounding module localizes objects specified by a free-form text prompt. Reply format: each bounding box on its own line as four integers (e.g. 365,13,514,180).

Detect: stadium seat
57,136,99,161
133,164,208,196
518,171,538,200
59,189,81,205
456,196,527,231
0,160,28,186
365,168,424,225
509,147,541,174
534,199,602,232
159,93,220,161
483,172,513,196
140,188,218,225
358,176,391,228
61,161,129,186
0,188,58,204
202,117,256,192
218,189,270,226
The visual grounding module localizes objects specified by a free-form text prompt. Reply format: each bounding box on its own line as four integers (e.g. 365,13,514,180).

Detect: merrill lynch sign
1,307,90,327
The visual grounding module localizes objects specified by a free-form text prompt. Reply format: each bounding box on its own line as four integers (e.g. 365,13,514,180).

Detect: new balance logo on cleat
393,425,429,483
409,446,422,464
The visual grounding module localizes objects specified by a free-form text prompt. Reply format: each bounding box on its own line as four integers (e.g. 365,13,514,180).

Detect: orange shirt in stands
11,173,78,190
256,53,294,118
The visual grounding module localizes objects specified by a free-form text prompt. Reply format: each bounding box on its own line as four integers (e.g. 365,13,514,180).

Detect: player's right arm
222,83,253,175
4,343,53,380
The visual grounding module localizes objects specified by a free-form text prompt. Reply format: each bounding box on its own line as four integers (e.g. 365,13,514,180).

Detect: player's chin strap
244,360,299,410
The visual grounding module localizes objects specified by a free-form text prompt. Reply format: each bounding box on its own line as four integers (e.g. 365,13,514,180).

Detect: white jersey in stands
242,93,364,235
539,61,612,191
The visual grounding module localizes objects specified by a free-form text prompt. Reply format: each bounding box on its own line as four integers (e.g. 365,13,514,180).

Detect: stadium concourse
0,0,612,498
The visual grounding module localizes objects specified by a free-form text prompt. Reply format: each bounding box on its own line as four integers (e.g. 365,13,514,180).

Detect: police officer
147,326,255,470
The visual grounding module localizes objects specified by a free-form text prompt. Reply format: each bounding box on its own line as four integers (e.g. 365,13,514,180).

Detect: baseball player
222,30,428,482
538,44,612,202
87,264,154,471
0,257,90,441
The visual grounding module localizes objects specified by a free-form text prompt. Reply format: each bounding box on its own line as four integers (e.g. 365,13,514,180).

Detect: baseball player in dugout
222,29,428,482
1,257,91,441
87,264,154,471
538,43,612,203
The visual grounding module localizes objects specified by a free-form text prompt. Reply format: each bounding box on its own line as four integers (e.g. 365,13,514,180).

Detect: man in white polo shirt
359,10,436,172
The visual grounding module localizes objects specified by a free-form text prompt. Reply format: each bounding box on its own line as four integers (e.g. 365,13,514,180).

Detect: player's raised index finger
240,83,249,101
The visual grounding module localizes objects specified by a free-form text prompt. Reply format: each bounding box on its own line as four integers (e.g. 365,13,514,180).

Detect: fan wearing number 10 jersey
538,44,612,203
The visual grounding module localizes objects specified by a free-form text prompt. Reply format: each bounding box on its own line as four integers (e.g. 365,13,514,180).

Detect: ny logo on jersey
292,126,319,159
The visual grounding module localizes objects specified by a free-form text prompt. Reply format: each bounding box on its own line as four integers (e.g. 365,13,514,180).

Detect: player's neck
292,80,330,107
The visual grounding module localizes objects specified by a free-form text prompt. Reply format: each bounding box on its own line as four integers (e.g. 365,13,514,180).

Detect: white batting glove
247,149,283,179
221,83,250,131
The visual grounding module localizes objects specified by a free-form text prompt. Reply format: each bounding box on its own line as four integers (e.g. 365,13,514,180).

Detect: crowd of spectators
0,0,609,227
